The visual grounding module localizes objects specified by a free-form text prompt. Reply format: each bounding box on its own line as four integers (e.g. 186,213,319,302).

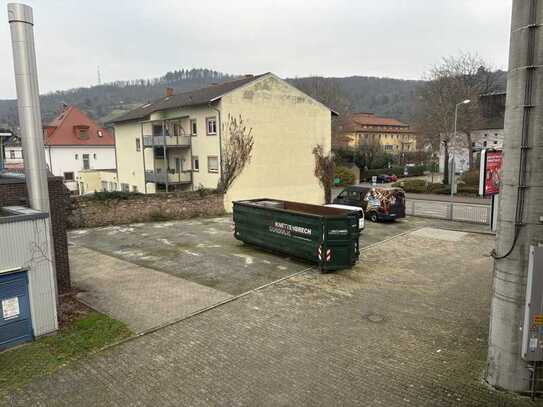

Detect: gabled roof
45,106,114,146
110,74,268,124
109,72,338,124
350,112,407,127
338,112,411,133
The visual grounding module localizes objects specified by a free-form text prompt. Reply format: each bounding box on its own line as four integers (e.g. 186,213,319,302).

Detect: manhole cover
367,314,385,323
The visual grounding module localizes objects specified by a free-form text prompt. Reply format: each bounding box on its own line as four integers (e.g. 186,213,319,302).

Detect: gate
406,198,491,225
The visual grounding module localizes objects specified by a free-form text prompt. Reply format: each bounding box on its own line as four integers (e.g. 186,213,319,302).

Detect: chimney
8,3,50,213
165,87,174,97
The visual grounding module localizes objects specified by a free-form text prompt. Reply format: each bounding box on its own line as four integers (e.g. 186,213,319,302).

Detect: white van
325,204,365,231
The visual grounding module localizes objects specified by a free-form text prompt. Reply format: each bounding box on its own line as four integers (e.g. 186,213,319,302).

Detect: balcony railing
143,134,191,148
145,170,192,184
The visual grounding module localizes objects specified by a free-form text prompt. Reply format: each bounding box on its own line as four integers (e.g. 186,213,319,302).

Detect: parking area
68,216,493,333
4,216,537,406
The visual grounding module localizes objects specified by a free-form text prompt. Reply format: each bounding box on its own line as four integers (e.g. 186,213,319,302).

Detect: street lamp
449,99,471,218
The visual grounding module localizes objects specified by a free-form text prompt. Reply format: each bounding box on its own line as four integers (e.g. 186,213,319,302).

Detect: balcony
143,134,191,148
145,170,192,184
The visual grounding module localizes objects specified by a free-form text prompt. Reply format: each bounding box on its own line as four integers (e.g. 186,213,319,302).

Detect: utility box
0,206,58,350
522,246,543,361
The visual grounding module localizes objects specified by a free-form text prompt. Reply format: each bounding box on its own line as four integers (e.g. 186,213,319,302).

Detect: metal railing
406,198,491,225
145,170,192,184
143,134,191,147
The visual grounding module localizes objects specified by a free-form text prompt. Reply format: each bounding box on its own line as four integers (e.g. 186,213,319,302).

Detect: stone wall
67,191,225,229
0,176,71,294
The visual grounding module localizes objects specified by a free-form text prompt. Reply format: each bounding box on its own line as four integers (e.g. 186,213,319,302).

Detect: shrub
428,184,450,194
335,167,355,186
405,165,425,177
460,170,480,186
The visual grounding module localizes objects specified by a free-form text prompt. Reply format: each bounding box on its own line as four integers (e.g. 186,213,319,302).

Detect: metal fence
406,198,491,225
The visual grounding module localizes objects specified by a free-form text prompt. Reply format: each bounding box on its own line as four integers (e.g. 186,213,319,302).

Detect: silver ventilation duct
7,3,50,212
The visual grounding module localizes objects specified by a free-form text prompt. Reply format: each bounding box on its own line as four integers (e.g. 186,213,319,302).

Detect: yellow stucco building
335,112,417,153
109,73,335,210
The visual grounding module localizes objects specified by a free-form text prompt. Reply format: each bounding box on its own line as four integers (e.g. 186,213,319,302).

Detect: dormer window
97,130,103,138
75,126,90,140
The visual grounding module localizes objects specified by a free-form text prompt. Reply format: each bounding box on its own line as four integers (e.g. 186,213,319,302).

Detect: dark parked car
333,185,406,222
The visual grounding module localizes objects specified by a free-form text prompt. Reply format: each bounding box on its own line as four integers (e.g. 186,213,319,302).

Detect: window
206,117,217,135
483,141,488,147
207,156,219,173
190,119,197,136
152,125,163,137
121,183,130,192
75,154,79,160
385,145,393,151
175,158,181,173
109,182,116,191
78,128,89,140
101,181,108,192
97,130,103,138
93,153,97,160
192,156,199,172
82,154,90,170
154,146,165,159
9,150,15,159
132,185,138,193
494,140,498,145
64,172,74,181
136,138,141,152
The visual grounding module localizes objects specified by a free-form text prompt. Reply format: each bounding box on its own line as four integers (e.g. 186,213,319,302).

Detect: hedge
360,165,426,181
392,179,479,196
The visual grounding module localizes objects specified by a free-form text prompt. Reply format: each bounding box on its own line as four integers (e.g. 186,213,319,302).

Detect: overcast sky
1,0,512,99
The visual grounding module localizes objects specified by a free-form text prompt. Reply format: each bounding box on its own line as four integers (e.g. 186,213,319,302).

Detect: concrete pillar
486,0,543,391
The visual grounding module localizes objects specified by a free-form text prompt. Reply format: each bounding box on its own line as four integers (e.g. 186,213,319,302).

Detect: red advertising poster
484,150,502,195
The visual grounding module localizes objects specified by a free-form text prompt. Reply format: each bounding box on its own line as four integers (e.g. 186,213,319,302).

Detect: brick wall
67,191,225,229
0,176,71,293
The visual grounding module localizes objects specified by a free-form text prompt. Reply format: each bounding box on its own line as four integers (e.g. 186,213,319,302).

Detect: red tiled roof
44,106,114,146
339,113,411,133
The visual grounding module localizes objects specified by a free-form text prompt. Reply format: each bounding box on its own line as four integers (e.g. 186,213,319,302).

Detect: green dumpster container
233,199,360,271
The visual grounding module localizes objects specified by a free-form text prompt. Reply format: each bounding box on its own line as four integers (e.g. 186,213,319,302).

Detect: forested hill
0,68,425,129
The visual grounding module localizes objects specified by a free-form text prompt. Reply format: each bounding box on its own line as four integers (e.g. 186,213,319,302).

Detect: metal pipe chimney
7,3,50,212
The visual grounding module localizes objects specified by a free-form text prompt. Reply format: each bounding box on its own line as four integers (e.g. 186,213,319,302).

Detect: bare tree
218,114,254,193
312,144,335,204
414,53,501,181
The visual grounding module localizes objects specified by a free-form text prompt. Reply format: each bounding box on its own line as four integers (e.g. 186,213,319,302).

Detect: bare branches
218,114,254,193
415,52,502,170
312,144,335,204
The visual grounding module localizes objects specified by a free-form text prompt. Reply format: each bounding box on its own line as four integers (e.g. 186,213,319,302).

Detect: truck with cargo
233,199,360,271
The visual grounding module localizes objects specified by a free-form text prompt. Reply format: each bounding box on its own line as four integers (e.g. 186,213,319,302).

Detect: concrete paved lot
3,219,537,406
68,216,491,332
69,217,311,296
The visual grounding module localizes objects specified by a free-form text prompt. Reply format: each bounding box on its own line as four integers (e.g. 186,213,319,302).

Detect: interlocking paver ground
2,221,538,406
70,245,232,332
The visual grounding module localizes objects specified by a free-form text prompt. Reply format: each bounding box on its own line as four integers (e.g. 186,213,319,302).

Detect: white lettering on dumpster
269,222,312,237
